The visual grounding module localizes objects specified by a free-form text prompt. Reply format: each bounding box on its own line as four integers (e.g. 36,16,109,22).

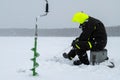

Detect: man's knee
77,41,91,50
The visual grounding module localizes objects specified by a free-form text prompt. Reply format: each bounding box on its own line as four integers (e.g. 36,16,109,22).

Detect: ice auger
30,17,40,76
30,0,49,76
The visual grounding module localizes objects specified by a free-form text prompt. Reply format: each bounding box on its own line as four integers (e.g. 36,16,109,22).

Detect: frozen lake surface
0,37,120,80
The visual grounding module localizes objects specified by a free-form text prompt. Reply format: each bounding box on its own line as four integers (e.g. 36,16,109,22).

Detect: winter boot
63,53,73,60
79,53,89,65
73,60,82,65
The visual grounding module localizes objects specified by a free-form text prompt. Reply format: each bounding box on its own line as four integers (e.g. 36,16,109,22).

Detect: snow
0,37,120,80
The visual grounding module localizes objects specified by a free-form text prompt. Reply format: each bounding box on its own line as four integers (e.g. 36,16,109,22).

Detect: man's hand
71,38,80,49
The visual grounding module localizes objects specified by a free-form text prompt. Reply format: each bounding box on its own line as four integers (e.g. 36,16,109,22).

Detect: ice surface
0,37,120,80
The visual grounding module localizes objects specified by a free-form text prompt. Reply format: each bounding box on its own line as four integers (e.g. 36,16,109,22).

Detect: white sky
0,0,120,28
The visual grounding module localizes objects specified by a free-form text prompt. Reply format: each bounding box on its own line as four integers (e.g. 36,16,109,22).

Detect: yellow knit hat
72,12,89,24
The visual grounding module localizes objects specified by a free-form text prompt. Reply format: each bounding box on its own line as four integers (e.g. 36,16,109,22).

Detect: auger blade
30,58,35,61
30,68,35,71
33,72,38,76
34,62,39,68
31,48,35,51
35,53,40,57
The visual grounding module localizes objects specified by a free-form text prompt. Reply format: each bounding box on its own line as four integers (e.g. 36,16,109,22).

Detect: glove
71,38,80,49
71,40,76,47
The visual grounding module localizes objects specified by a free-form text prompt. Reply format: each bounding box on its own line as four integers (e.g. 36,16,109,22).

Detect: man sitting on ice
63,12,108,65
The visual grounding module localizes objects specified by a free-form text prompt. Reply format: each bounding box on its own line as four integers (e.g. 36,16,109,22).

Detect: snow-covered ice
0,37,120,80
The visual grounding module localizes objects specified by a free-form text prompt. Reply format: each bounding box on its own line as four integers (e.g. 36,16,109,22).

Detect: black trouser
67,41,106,64
68,48,86,58
68,48,89,64
68,41,90,64
91,40,107,51
68,41,90,58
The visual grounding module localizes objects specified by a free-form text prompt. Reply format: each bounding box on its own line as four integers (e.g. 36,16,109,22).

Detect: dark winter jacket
78,17,107,51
